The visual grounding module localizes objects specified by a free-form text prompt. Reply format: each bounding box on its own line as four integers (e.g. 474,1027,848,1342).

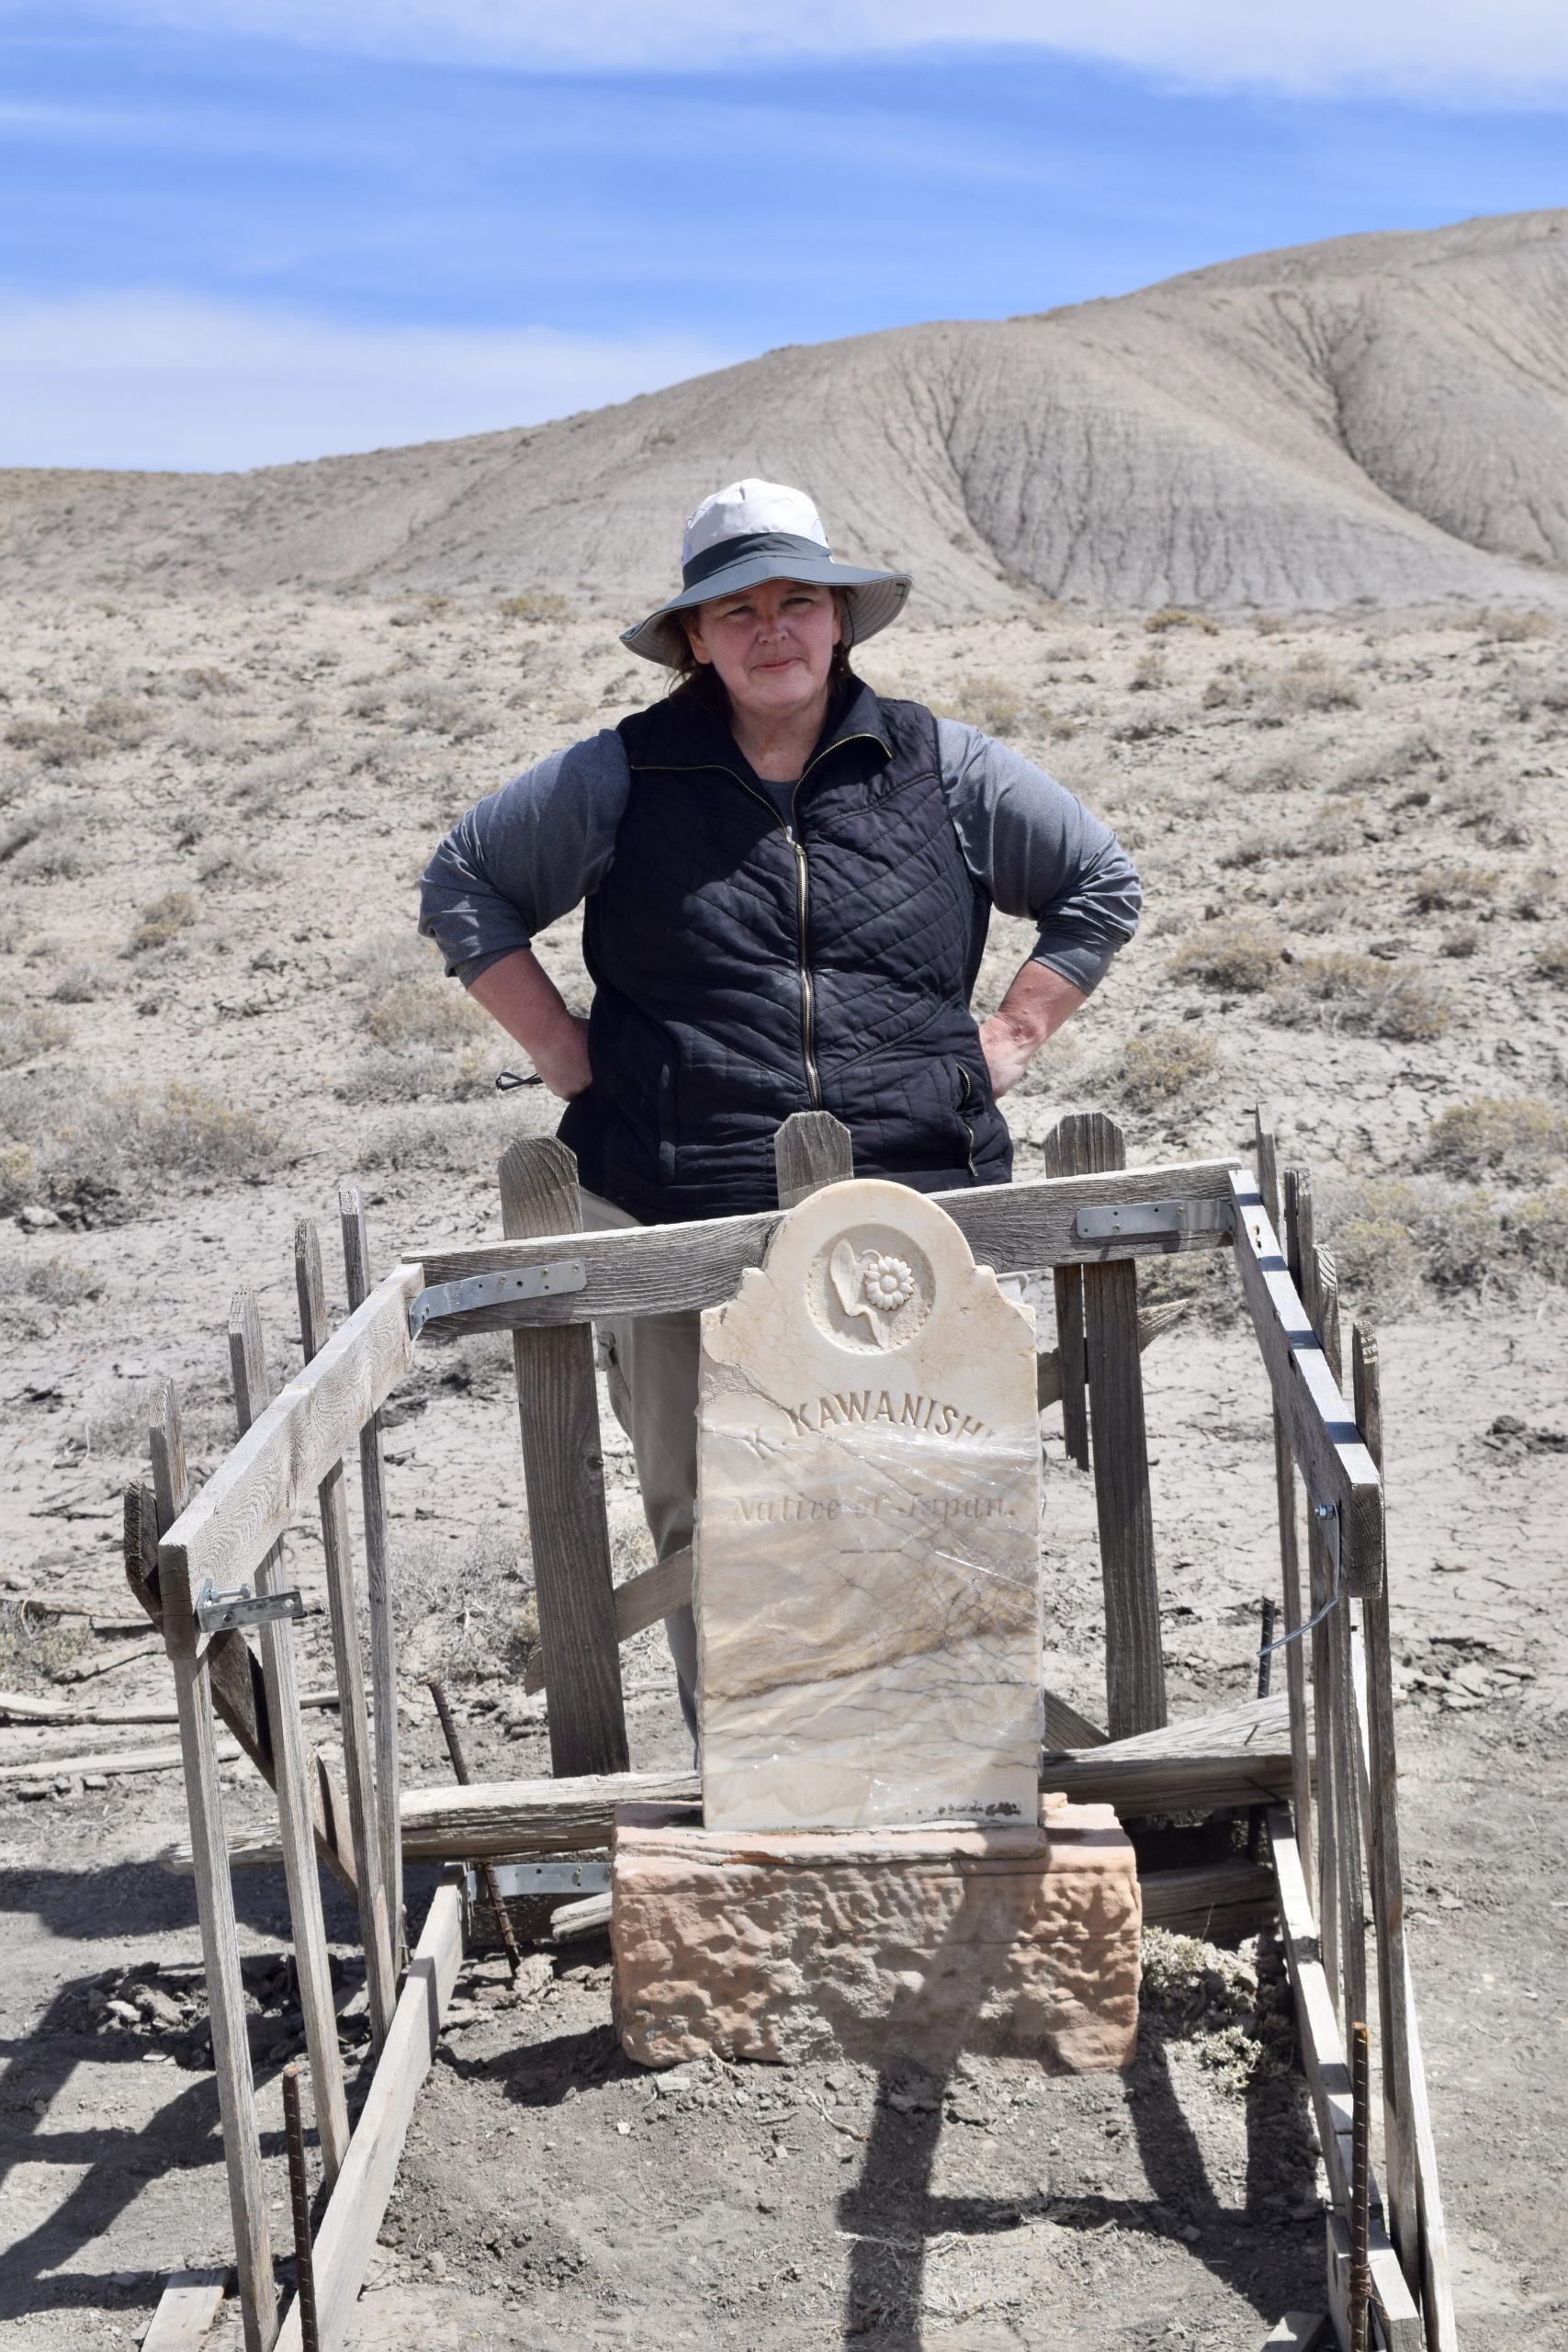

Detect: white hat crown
682,479,830,568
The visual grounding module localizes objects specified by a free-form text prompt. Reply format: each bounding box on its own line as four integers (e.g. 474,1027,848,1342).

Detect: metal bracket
195,1579,306,1636
408,1258,588,1338
464,1860,610,1904
1073,1198,1235,1243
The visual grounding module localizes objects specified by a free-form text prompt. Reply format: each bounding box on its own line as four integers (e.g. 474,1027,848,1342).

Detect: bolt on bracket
195,1579,306,1637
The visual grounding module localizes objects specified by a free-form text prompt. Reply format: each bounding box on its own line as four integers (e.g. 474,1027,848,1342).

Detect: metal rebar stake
1247,1593,1277,1863
281,2064,321,2352
1349,2018,1373,2352
428,1678,524,1980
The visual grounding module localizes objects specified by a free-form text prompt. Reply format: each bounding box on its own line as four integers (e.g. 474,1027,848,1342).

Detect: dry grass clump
498,590,572,622
133,1081,276,1178
1331,731,1438,794
0,1252,104,1338
0,1600,87,1689
1120,1027,1219,1110
1269,953,1450,1041
1411,863,1497,913
1327,1193,1426,1312
172,664,235,698
1510,1188,1568,1269
943,673,1030,734
130,889,198,951
1445,781,1530,851
2,695,156,763
1218,831,1270,870
1325,1176,1506,1305
390,1526,536,1683
4,717,114,766
1240,748,1309,799
0,1140,37,1209
50,961,115,1002
395,684,491,741
0,1069,276,1216
1425,1095,1568,1181
228,747,312,812
1530,937,1568,983
336,1044,492,1106
197,835,282,891
1268,655,1360,716
1144,606,1218,635
345,928,431,993
1438,927,1479,959
0,1005,71,1069
355,1102,516,1175
366,973,488,1051
1,799,102,882
1168,918,1284,992
1325,1170,1568,1304
1482,607,1554,643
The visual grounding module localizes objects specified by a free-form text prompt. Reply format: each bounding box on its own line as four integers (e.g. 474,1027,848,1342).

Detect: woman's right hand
468,950,593,1100
532,1013,593,1101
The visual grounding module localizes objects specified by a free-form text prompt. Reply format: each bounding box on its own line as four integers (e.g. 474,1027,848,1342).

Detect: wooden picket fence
127,1109,1454,2352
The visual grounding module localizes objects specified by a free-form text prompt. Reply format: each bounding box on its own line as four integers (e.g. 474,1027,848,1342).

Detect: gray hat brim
622,546,911,666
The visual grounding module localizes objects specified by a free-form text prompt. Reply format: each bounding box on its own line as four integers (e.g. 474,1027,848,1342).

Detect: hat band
680,529,831,591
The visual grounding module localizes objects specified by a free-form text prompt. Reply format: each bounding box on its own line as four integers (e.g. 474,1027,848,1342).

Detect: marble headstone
695,1178,1043,1832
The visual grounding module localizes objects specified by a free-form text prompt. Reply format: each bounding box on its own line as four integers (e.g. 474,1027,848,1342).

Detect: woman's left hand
978,962,1089,1099
978,1011,1035,1100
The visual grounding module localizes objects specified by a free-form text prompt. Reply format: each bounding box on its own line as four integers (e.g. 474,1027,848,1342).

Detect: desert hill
4,206,1566,615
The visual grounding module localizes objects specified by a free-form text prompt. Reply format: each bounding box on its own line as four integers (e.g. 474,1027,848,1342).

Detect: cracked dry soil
2,595,1566,2347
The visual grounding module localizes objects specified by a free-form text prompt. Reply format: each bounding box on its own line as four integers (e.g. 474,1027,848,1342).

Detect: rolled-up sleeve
935,719,1141,996
418,729,632,984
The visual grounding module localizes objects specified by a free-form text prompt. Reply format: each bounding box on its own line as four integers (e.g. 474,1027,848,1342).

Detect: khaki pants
581,1192,701,1743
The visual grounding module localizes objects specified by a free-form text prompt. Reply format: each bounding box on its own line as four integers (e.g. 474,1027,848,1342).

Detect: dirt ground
2,591,1566,2348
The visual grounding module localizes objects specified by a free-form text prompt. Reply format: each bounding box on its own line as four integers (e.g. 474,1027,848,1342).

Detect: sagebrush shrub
1145,606,1219,635
1269,953,1450,1041
131,890,198,951
1426,1096,1568,1181
366,974,487,1051
1411,864,1497,913
1121,1027,1218,1109
497,590,571,622
0,1007,70,1069
1168,920,1284,992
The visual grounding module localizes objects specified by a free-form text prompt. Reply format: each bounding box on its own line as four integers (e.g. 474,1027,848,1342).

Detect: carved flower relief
860,1253,916,1313
828,1240,920,1346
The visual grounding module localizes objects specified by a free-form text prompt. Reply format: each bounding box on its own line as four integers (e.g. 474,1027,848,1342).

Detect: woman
421,479,1141,1733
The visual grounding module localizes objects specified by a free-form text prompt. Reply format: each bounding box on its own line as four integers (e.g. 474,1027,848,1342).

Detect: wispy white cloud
15,0,1567,106
0,290,736,469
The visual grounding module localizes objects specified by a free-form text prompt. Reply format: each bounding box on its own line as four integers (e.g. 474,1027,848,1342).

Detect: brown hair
667,587,856,710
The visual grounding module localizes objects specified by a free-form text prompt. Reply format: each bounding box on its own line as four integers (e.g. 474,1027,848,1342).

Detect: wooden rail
157,1261,423,1596
408,1154,1240,1330
1228,1169,1383,1600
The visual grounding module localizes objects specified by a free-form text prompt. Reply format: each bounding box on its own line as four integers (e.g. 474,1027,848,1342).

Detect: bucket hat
622,478,912,666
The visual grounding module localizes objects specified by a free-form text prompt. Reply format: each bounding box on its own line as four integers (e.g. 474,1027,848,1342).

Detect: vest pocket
953,1060,981,1180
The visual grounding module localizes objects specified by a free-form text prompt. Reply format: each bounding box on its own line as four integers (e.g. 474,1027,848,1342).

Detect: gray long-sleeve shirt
419,718,1140,997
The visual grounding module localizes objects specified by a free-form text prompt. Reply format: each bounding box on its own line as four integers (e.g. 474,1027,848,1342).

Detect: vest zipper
785,811,823,1109
633,735,886,1117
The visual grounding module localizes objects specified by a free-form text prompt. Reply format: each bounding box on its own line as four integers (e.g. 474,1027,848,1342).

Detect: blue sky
2,3,1564,470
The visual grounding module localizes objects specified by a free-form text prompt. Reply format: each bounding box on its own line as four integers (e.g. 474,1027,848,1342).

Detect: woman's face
684,578,840,725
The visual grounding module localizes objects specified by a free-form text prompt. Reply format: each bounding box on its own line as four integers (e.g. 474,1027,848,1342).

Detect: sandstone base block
611,1796,1140,2074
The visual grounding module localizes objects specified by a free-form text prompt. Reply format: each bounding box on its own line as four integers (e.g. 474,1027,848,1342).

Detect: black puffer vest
557,679,1012,1223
